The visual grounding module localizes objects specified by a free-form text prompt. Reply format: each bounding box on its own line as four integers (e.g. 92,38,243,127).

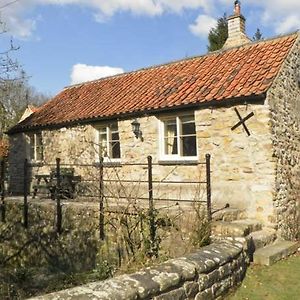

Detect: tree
207,14,228,52
0,74,49,135
0,20,20,84
252,28,263,41
0,19,49,138
0,20,21,138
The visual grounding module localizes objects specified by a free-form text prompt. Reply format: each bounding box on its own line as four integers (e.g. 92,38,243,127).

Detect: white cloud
189,14,217,37
154,0,212,13
1,0,300,39
0,0,36,38
276,15,300,34
70,64,124,85
0,0,211,38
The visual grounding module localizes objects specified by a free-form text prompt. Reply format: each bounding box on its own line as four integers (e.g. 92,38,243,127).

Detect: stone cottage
7,2,300,236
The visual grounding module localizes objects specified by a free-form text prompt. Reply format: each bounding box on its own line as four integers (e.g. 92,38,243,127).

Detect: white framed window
159,114,197,160
96,122,121,161
28,132,43,161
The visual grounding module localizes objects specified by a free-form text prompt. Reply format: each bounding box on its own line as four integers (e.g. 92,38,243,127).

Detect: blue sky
1,0,299,96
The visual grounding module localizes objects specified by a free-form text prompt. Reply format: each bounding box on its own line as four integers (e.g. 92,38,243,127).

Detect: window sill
158,159,199,166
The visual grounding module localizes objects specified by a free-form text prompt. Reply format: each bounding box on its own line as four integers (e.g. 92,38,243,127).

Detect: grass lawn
227,252,300,300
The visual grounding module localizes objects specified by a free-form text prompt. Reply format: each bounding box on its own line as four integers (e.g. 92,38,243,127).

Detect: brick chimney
223,1,250,49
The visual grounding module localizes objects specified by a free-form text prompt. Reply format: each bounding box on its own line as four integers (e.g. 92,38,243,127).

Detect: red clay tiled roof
9,33,298,133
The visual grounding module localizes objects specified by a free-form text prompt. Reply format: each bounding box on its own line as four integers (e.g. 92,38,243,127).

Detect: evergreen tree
253,28,263,41
207,14,228,52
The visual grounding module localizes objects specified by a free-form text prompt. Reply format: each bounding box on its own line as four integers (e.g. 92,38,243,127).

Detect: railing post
0,159,5,223
56,158,62,234
147,155,156,256
99,157,105,240
205,154,212,222
23,159,29,228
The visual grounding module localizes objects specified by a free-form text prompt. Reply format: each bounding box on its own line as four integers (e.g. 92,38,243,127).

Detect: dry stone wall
30,239,248,300
267,36,300,238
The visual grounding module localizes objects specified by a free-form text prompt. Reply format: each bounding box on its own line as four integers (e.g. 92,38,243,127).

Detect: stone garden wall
267,35,300,239
30,239,248,300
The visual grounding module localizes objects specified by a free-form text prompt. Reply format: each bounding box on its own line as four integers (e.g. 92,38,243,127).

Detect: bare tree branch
0,0,21,10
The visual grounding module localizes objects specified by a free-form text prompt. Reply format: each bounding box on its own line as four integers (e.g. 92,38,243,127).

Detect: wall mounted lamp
131,118,143,139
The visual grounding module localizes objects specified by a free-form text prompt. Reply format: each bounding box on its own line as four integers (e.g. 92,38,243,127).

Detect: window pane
30,146,35,160
36,146,43,161
182,122,195,136
97,123,120,160
165,137,178,155
111,141,121,159
182,136,197,156
29,134,35,159
111,132,119,142
36,133,43,160
182,122,196,136
181,116,196,135
165,119,177,135
110,123,120,159
164,119,177,155
36,133,43,146
99,131,108,157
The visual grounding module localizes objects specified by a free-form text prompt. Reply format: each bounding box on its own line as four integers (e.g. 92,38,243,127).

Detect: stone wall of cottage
195,104,275,223
119,107,275,222
8,101,277,223
267,36,300,239
30,239,248,300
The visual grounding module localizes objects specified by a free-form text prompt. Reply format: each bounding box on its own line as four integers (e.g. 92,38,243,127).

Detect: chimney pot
234,1,241,15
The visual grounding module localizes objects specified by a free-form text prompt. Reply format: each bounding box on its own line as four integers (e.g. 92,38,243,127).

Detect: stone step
248,228,277,251
211,219,262,238
212,208,246,222
253,241,299,266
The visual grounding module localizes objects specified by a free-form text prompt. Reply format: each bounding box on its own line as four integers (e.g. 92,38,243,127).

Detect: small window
96,123,121,161
160,114,197,160
28,132,43,161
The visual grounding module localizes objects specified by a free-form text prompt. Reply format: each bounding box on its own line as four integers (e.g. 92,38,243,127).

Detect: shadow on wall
7,133,32,196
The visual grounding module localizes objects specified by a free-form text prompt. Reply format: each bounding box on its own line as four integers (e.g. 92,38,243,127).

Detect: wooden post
205,154,212,222
147,156,156,256
56,158,62,234
23,159,29,228
0,159,5,223
99,157,105,240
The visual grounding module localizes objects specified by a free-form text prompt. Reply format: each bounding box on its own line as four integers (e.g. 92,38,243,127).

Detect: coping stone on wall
29,239,246,300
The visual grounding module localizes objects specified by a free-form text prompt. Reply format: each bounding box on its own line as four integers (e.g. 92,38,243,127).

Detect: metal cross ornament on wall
231,107,254,136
